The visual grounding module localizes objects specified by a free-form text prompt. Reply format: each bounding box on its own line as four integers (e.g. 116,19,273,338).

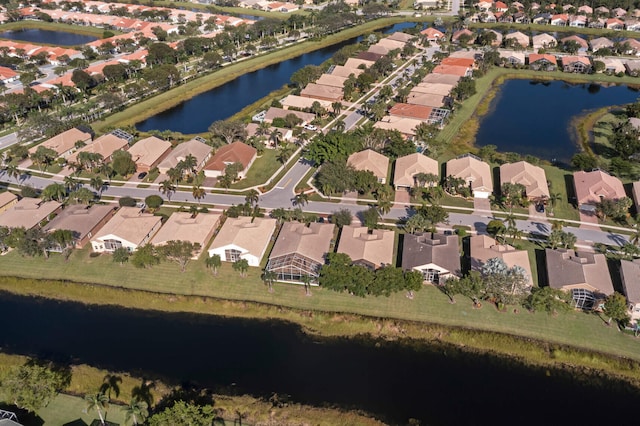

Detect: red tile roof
388,103,433,120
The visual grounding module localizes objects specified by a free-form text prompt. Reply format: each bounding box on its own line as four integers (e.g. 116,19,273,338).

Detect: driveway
579,211,601,230
394,189,410,206
473,197,492,215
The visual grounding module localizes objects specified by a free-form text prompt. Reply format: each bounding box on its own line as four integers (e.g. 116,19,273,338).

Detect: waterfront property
336,225,395,270
499,161,550,201
401,232,461,284
208,216,277,267
157,139,212,175
42,204,117,249
446,154,493,198
619,259,640,321
0,197,61,230
150,212,221,258
545,248,614,309
573,169,626,213
127,136,172,173
90,207,162,253
469,235,534,286
266,221,335,283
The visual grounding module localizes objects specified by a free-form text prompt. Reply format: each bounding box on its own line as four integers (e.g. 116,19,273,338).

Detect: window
103,239,122,252
225,249,241,262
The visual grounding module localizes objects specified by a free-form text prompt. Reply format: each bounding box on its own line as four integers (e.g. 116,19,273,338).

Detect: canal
475,79,640,164
136,22,418,134
1,292,638,425
0,28,98,46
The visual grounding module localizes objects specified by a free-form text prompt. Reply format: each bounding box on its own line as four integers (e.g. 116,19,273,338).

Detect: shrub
119,196,137,207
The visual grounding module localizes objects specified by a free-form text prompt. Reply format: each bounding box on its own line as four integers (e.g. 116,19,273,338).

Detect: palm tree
277,143,294,164
269,129,282,149
192,185,206,204
232,258,249,277
183,154,198,176
292,191,308,207
377,199,393,216
124,398,148,426
631,215,640,247
331,101,343,117
301,274,312,296
548,192,561,216
64,175,80,192
90,176,104,196
245,189,260,206
5,164,19,181
206,253,221,276
262,269,277,293
159,179,176,201
84,392,109,425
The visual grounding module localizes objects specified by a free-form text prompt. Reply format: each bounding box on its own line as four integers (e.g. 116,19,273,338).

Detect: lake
0,28,98,46
475,79,640,164
136,22,417,134
1,292,638,425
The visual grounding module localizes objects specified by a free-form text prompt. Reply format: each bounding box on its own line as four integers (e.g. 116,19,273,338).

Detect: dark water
136,22,416,133
475,79,640,164
0,28,97,46
1,292,639,425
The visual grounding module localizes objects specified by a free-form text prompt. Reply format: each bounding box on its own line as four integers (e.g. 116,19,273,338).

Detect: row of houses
236,0,301,13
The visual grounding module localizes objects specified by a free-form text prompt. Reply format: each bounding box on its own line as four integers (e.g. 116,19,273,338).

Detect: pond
475,79,640,164
1,292,638,425
0,28,98,46
136,22,418,134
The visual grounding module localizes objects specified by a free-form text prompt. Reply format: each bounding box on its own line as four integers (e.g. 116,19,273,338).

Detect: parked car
303,124,317,131
137,172,147,179
535,203,545,213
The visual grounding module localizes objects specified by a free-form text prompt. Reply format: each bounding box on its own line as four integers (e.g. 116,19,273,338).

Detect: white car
303,124,317,131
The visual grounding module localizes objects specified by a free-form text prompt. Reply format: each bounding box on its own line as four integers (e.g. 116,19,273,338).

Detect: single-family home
299,83,344,102
347,149,390,184
632,181,640,212
442,57,476,68
532,33,557,50
422,73,462,85
412,83,455,97
420,27,445,42
578,5,593,14
401,232,461,284
498,50,526,66
127,136,172,173
560,35,589,52
606,18,625,30
393,152,439,190
504,31,530,48
595,6,610,15
0,197,62,230
29,128,93,159
500,161,550,200
266,221,335,283
357,51,385,62
532,12,552,24
569,15,587,27
573,169,626,212
264,107,315,124
432,64,472,77
482,29,503,47
589,36,614,52
67,133,130,165
494,0,508,12
0,66,18,84
599,57,625,74
620,38,640,55
389,103,434,121
203,142,257,179
337,225,395,270
446,153,493,198
315,73,348,89
452,29,476,44
280,95,332,111
407,92,448,108
330,65,364,78
157,139,212,175
625,60,640,76
613,7,627,17
477,0,493,11
469,235,534,286
545,248,614,309
373,117,423,138
208,216,277,267
528,53,558,71
561,56,592,73
387,32,415,43
482,11,497,23
90,206,163,253
619,259,640,321
625,20,640,31
151,212,221,258
0,192,18,214
43,204,117,249
589,17,606,28
343,58,375,70
551,13,569,25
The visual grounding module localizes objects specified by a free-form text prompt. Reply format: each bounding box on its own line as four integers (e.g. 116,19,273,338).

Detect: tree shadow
62,420,87,426
99,374,122,400
152,382,215,415
131,379,156,408
534,249,548,288
564,174,577,208
24,358,72,389
0,402,44,426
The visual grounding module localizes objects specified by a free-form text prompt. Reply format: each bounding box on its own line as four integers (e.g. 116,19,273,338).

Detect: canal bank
0,21,110,39
94,17,422,133
1,289,639,425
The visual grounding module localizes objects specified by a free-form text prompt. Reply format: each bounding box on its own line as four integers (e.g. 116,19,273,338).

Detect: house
560,35,589,52
613,7,627,17
67,133,129,164
315,74,348,89
588,17,606,28
0,66,18,84
469,235,534,286
625,20,640,31
203,142,257,179
432,64,472,77
337,225,395,270
589,37,614,52
280,95,333,110
625,60,640,76
389,103,434,121
595,6,610,15
347,149,390,184
127,136,172,173
545,248,614,309
446,153,493,198
157,139,212,175
90,207,162,253
494,0,508,11
573,169,626,212
550,13,568,25
422,73,462,85
412,83,455,96
401,232,461,283
528,53,558,71
504,31,529,48
442,57,476,68
0,198,62,230
266,221,335,283
0,192,18,214
500,161,550,200
299,83,344,102
264,107,315,124
29,128,93,159
151,212,221,258
620,38,640,55
452,29,476,44
420,27,445,42
577,5,593,14
387,32,415,43
599,57,625,74
532,12,552,24
208,216,277,267
569,15,587,27
407,92,448,108
482,11,497,22
561,56,591,73
343,58,375,70
483,29,503,47
498,50,526,65
373,117,423,138
632,181,640,213
606,18,625,30
330,65,364,78
532,33,557,50
393,153,439,190
619,259,640,321
42,204,117,249
477,0,493,11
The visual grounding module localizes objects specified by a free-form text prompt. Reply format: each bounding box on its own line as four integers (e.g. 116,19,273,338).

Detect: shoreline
0,21,113,38
1,275,640,387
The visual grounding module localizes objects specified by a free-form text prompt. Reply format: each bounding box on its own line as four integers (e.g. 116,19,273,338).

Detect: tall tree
205,253,221,276
603,292,631,328
4,362,67,413
84,392,109,425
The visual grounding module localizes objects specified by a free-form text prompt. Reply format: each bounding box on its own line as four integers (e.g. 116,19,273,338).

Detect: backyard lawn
229,149,279,189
